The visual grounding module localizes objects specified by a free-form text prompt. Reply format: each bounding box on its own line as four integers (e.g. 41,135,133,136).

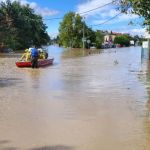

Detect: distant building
130,40,135,45
104,32,122,44
102,31,130,48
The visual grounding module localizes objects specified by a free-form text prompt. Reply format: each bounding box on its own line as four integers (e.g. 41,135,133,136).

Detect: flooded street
0,46,150,150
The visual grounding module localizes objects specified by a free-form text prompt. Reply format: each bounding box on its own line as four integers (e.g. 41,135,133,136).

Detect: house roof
104,32,129,36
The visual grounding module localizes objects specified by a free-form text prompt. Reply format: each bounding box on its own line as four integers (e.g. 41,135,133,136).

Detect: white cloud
76,0,113,16
29,2,59,17
128,28,147,36
92,13,139,25
76,0,139,26
48,32,59,39
112,26,147,36
76,0,145,36
100,9,118,18
30,2,37,8
118,14,138,20
0,0,59,17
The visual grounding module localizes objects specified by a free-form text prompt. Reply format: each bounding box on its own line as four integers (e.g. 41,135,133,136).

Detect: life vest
31,48,38,57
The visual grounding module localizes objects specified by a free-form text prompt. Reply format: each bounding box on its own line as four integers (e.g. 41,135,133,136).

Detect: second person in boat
30,47,39,68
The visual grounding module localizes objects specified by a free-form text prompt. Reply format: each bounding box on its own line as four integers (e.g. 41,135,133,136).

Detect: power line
43,1,123,31
43,12,122,31
79,0,118,15
43,0,118,21
90,12,122,27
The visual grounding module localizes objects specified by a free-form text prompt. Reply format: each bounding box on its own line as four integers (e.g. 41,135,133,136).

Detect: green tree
0,0,17,50
118,0,150,31
95,30,104,49
85,27,96,49
59,12,92,48
114,35,130,46
59,12,81,48
0,0,50,50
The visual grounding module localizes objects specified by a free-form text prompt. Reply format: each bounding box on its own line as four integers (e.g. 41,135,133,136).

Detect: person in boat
30,47,39,68
38,48,45,59
20,49,31,61
44,51,48,59
38,48,48,59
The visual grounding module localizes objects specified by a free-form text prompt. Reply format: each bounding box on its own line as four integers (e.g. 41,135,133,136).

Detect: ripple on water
0,47,150,150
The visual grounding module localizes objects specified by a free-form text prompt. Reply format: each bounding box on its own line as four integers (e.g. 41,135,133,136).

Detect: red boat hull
16,58,54,68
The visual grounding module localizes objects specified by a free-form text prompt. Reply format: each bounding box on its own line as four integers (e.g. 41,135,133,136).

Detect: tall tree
95,30,104,49
0,0,50,50
59,12,91,48
85,27,96,49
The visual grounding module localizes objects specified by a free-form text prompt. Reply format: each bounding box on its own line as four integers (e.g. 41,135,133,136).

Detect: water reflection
30,145,74,150
23,68,41,80
1,46,150,149
0,78,22,88
47,45,64,64
25,69,41,89
47,45,102,62
61,48,101,58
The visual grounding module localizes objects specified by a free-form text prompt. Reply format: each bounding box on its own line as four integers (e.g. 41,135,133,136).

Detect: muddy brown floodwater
0,46,150,150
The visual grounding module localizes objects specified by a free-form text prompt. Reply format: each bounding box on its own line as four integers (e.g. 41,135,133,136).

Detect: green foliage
118,0,150,18
114,35,130,46
59,12,82,48
130,0,150,20
118,0,150,31
95,30,104,49
0,0,50,50
85,27,96,49
59,12,97,48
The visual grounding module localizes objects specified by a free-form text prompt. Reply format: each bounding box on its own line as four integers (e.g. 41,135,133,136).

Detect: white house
104,32,122,44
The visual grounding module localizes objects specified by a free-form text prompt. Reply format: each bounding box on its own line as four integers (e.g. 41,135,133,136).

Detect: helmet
25,49,29,52
28,48,32,52
38,48,43,52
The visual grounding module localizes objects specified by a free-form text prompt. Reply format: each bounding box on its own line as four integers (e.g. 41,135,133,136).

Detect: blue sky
0,0,148,38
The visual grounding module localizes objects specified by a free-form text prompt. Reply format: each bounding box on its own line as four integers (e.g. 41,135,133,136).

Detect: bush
114,35,130,47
